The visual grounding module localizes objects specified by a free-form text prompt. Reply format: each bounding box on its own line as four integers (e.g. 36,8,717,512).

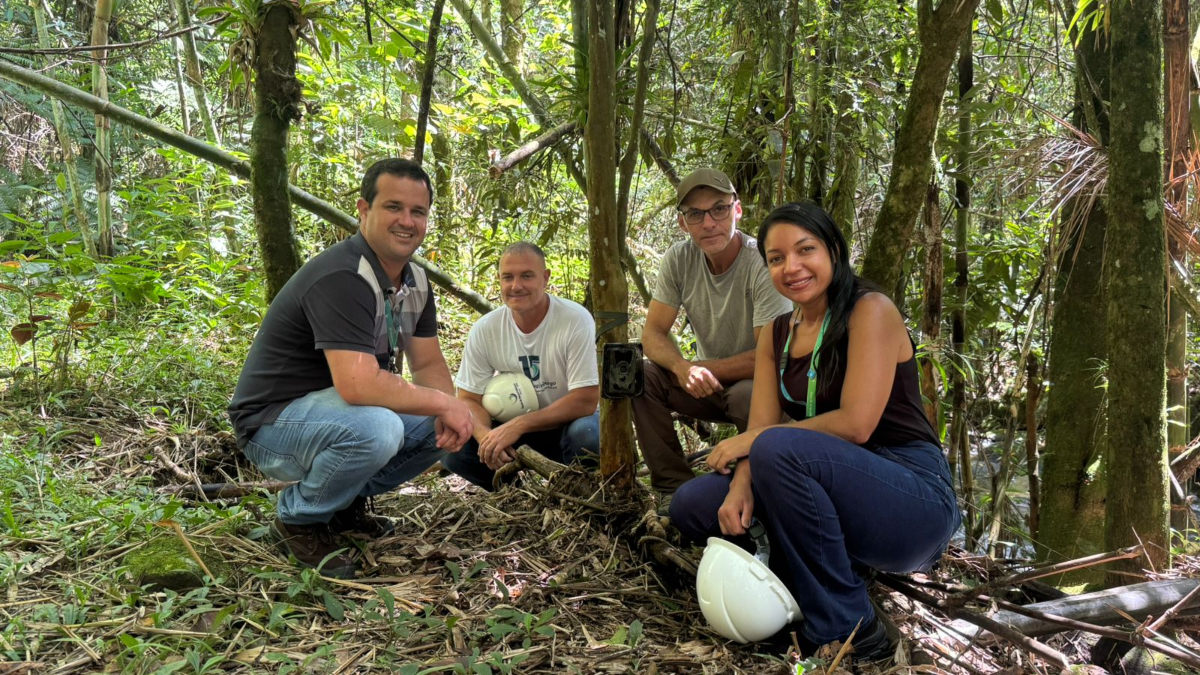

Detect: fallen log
948,578,1200,640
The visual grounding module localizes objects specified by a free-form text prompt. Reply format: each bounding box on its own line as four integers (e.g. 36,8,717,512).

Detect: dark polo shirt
228,233,435,447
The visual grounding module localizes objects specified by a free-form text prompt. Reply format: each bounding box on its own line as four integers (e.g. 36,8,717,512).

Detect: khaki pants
632,359,753,493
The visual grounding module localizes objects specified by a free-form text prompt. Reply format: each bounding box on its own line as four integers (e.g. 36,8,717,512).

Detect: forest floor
1,396,1197,675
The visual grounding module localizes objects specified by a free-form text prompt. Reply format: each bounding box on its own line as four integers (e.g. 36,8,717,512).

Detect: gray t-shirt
652,232,792,361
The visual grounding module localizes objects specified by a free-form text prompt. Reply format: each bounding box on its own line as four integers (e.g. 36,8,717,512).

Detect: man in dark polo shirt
229,158,473,578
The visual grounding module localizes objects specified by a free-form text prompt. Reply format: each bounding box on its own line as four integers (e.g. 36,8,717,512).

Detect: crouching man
228,158,474,578
442,242,600,489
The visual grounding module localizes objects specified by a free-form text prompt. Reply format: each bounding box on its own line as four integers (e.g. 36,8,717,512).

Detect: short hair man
635,168,792,498
228,158,474,578
442,242,600,489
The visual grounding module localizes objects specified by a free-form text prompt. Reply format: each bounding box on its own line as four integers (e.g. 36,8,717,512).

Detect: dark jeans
670,428,960,645
441,412,600,490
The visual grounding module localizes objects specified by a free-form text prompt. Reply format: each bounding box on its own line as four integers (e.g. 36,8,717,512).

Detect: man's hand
479,418,525,470
674,363,723,398
718,476,754,536
436,396,474,451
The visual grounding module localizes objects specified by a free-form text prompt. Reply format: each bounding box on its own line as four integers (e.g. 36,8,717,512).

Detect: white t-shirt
455,295,599,409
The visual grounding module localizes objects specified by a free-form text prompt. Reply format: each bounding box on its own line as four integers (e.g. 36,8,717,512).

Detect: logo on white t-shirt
519,355,541,382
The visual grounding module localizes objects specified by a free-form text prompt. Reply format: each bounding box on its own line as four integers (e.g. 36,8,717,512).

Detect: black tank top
771,311,940,449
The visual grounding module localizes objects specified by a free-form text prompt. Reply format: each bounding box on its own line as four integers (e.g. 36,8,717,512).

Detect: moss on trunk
1103,1,1169,580
250,3,303,302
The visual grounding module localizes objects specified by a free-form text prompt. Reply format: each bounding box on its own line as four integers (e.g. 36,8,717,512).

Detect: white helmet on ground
696,537,802,643
481,372,540,422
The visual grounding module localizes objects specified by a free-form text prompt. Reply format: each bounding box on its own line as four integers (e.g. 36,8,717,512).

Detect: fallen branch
979,593,1200,669
489,122,580,178
944,545,1143,607
948,578,1200,639
158,480,297,499
878,574,1070,669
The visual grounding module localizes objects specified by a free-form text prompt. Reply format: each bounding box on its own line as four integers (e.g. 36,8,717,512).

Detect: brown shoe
329,496,395,539
269,519,359,579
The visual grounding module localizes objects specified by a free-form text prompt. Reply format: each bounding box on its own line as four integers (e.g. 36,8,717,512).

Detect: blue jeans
670,428,960,645
242,387,446,525
441,412,600,490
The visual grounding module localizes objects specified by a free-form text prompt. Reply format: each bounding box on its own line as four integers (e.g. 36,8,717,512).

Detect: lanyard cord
779,308,831,418
384,287,405,372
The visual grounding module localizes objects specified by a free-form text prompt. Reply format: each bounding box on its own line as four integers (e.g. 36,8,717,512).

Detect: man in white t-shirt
635,168,792,500
443,242,600,489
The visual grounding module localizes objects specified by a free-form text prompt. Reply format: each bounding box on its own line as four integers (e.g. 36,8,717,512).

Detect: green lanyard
384,287,405,373
779,309,831,418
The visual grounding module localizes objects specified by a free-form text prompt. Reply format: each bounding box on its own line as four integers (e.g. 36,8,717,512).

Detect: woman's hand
718,476,754,535
707,430,759,474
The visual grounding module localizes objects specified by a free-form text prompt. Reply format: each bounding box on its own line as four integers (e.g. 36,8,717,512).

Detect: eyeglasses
679,201,736,225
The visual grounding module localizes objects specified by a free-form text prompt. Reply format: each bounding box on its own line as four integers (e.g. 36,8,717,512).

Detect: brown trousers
632,359,753,493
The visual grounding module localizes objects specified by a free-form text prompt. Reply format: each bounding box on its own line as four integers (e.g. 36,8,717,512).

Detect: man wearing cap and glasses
634,168,792,507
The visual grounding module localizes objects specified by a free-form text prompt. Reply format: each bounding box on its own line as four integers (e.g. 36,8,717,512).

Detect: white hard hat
696,537,802,643
481,372,540,422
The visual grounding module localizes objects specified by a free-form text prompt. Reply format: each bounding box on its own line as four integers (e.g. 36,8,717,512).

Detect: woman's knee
668,475,729,543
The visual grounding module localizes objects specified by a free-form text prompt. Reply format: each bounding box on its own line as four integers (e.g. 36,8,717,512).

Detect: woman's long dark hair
756,201,882,390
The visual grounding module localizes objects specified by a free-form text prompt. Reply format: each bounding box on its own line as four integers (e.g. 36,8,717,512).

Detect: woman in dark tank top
670,202,961,662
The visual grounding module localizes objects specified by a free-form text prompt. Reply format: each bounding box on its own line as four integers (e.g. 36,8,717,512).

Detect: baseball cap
676,168,737,208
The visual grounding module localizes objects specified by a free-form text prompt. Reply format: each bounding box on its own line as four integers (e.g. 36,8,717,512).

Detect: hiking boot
850,617,896,663
329,496,396,539
655,491,674,517
269,519,359,579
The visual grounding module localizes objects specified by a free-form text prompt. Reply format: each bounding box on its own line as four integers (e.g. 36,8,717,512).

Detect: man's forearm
510,389,597,435
697,349,756,383
410,361,456,396
346,369,456,417
461,396,494,442
642,328,690,375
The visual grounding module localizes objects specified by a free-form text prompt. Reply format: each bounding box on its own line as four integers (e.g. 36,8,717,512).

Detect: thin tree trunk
91,0,114,257
1037,17,1109,586
1104,0,1169,580
1026,355,1041,539
174,0,218,144
586,0,634,490
951,30,975,551
31,0,95,256
826,85,861,243
251,3,304,302
170,34,191,134
413,0,446,165
860,0,980,292
1164,0,1190,509
920,179,942,429
0,58,495,314
501,0,525,71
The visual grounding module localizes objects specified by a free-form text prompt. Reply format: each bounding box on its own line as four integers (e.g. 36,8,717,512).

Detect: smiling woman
671,202,961,664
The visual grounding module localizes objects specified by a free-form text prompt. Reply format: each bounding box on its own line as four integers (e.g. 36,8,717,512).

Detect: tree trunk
170,34,191,134
859,0,980,292
413,0,446,165
91,0,114,257
586,0,634,490
1164,0,1190,512
501,0,525,72
1026,356,1041,539
1037,15,1110,585
1104,0,1169,580
951,29,975,551
174,0,219,144
0,58,495,315
920,179,942,429
826,85,861,243
31,0,95,257
251,4,304,302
